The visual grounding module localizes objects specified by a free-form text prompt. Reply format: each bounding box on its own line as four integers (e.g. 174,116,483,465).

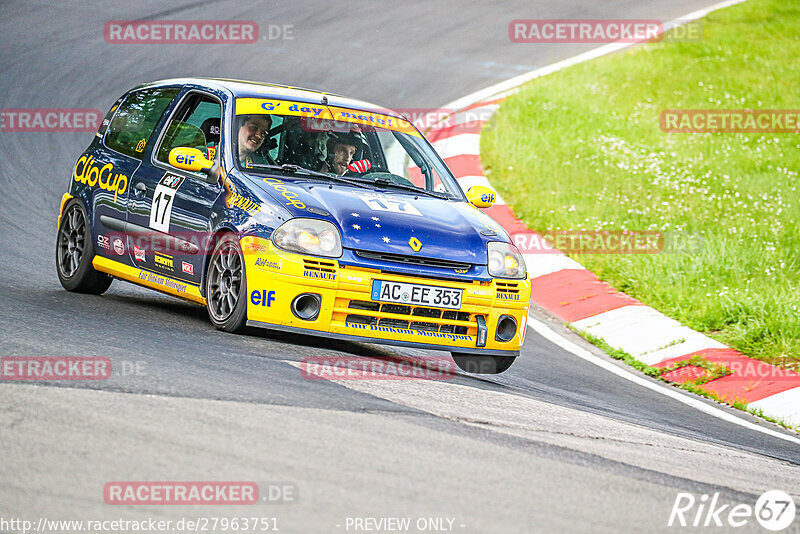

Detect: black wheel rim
57,205,86,278
208,242,243,322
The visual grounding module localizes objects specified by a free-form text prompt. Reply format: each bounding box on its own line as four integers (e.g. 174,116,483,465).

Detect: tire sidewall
205,233,248,332
56,199,96,291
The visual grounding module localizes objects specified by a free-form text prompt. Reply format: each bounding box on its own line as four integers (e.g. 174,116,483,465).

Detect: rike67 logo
669,490,796,531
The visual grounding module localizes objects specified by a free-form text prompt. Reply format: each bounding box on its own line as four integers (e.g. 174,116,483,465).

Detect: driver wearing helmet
316,131,366,175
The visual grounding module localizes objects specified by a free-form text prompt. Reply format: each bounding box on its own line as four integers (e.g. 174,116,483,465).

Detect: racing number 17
149,188,175,232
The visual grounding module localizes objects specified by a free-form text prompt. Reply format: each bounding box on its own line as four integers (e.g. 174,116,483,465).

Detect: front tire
206,233,247,332
55,200,112,294
451,353,516,374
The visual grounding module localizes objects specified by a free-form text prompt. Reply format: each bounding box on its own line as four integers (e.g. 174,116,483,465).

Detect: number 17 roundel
149,173,184,232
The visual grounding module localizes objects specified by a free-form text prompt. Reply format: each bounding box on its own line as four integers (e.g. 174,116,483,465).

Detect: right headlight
272,218,342,258
487,241,526,279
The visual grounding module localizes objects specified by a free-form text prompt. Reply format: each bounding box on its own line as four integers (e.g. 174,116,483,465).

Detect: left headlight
272,218,342,258
487,241,526,279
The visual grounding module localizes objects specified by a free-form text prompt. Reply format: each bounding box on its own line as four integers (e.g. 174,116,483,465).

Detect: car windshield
232,98,463,199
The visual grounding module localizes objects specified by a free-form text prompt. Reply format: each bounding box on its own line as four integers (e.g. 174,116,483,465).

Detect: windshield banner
235,98,420,137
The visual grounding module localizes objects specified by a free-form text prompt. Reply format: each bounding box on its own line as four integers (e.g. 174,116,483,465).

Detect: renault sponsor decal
304,270,335,281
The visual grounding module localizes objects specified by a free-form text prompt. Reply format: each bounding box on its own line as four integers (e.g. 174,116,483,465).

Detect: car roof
137,77,405,119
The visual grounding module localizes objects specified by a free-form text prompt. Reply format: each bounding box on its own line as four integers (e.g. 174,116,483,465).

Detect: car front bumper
242,237,530,355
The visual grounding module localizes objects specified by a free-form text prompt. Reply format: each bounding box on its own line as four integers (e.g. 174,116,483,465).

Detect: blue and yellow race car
56,78,530,373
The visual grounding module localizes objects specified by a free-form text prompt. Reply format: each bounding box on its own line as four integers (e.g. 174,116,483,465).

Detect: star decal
382,236,390,243
352,224,361,230
371,216,380,221
351,212,360,217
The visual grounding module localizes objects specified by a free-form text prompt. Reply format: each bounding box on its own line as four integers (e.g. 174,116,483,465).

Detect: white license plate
371,280,463,310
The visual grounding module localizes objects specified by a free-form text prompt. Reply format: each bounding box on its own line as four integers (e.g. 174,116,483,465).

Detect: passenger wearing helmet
316,131,366,176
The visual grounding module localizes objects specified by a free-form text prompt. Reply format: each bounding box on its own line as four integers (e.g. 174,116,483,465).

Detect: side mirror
466,185,497,208
168,147,219,182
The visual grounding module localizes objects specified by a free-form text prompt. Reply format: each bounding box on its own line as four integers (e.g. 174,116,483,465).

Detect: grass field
481,0,799,371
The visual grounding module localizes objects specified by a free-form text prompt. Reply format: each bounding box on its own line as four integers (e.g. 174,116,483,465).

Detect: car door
125,90,223,286
89,86,180,263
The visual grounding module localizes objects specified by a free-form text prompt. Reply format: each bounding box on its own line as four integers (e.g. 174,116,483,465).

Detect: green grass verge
481,0,800,372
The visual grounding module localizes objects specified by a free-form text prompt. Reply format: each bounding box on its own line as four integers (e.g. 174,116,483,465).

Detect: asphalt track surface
1,1,798,533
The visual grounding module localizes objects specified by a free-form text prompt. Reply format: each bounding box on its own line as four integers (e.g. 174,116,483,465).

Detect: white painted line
456,175,506,204
572,306,727,365
524,253,585,279
748,388,800,428
442,0,750,112
432,133,481,159
526,315,800,444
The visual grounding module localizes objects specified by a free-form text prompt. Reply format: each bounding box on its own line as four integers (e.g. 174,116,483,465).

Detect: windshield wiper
353,177,449,199
245,163,371,189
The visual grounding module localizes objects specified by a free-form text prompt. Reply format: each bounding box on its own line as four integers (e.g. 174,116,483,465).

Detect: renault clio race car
56,78,530,373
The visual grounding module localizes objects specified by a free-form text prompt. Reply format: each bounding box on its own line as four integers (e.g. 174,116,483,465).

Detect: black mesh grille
347,301,469,335
354,250,472,270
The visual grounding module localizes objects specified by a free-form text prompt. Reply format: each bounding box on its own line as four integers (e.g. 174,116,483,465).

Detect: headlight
487,242,526,279
272,218,342,258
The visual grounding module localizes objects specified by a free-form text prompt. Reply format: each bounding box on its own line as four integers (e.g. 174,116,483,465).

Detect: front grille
496,281,520,295
354,250,472,271
346,300,471,335
304,259,336,273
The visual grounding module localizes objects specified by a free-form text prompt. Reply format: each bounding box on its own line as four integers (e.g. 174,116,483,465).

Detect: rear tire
205,233,248,333
55,200,112,294
451,353,516,374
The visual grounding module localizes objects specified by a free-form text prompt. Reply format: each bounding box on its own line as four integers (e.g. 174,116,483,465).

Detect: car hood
248,175,505,264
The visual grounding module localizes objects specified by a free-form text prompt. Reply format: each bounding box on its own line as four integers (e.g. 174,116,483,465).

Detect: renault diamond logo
408,237,422,252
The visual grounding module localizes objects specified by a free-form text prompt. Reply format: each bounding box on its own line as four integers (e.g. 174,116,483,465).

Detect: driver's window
156,94,221,175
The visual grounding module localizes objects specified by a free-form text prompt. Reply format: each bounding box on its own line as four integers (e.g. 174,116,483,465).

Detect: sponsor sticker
181,261,193,275
134,245,145,262
154,252,174,271
73,155,129,203
97,234,110,250
355,191,422,216
112,238,124,255
255,258,280,270
149,173,184,233
303,270,335,281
